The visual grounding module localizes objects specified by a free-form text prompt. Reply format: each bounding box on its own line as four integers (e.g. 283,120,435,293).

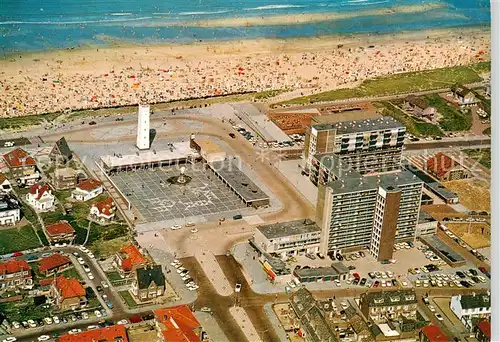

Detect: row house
360,290,418,323
0,259,33,292
38,253,72,276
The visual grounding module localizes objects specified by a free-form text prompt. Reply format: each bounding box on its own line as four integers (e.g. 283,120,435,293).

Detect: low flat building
474,320,491,342
58,324,128,342
46,221,76,243
131,265,165,303
153,305,204,342
294,266,348,283
360,290,418,323
190,136,227,163
54,168,77,190
71,178,104,202
0,259,32,292
253,219,321,258
26,183,55,212
420,235,466,267
450,294,491,331
0,195,21,226
50,275,87,311
38,254,72,276
415,211,438,237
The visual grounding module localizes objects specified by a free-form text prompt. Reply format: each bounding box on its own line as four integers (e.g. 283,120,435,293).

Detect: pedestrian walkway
195,249,233,297
194,312,229,342
229,306,262,342
263,303,288,342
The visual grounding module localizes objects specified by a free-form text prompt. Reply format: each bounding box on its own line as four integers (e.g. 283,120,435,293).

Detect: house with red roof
2,148,38,182
71,178,104,202
0,259,33,291
26,183,55,211
474,320,491,342
114,244,148,276
50,275,87,311
57,324,129,342
46,221,76,243
90,197,116,223
38,253,72,276
418,325,449,342
153,305,204,342
426,152,471,181
0,174,12,194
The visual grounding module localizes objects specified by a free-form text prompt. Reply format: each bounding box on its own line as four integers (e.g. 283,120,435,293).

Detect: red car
373,280,380,288
353,273,360,280
12,252,23,257
478,266,488,274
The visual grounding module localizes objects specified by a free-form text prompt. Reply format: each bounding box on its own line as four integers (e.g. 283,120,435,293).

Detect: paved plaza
111,163,246,222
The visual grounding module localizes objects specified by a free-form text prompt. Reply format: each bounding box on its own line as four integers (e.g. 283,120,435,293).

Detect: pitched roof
46,221,75,236
460,294,490,310
120,244,146,271
476,320,491,339
154,305,202,342
0,173,7,184
39,253,71,273
426,152,461,178
58,325,129,342
29,183,51,200
420,325,449,342
40,278,55,287
92,197,115,216
0,259,30,274
51,137,73,159
3,148,36,168
362,290,417,307
406,95,431,110
76,179,102,192
136,265,165,289
54,275,86,299
452,84,473,97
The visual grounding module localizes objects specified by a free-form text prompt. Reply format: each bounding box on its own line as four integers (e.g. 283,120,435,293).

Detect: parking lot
111,164,246,222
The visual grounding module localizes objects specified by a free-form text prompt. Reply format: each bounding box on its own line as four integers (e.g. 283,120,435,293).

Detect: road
405,137,490,151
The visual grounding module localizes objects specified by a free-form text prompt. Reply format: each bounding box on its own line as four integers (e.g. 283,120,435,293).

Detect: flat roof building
360,290,418,323
253,219,321,257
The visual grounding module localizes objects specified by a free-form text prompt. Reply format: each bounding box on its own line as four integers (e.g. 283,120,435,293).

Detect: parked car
235,283,242,292
316,253,325,259
170,225,182,230
305,253,316,260
435,313,444,321
233,214,243,220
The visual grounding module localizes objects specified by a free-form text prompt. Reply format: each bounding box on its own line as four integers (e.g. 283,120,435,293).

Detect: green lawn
91,236,129,259
119,290,138,308
0,226,42,254
0,112,61,130
278,63,486,106
0,296,53,322
374,102,443,138
106,271,124,283
424,94,472,131
464,148,491,169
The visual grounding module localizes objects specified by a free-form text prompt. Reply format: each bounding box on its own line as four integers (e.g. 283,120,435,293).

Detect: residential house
418,325,449,342
0,259,33,291
450,293,491,330
426,152,471,181
474,320,491,342
288,288,338,342
50,275,87,311
131,265,165,303
359,290,418,323
71,179,103,202
451,84,479,108
58,324,129,342
26,183,55,212
54,168,77,190
90,197,116,222
114,244,147,276
38,254,72,276
0,195,21,226
46,221,76,243
49,137,73,165
0,174,12,193
344,306,373,342
2,148,40,185
404,96,436,119
153,305,204,342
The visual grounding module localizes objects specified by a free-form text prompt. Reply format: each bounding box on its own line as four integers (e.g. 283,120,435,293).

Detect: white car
82,312,89,320
2,337,17,342
87,252,95,258
181,274,191,281
69,328,82,335
54,243,67,247
11,322,20,329
435,313,444,321
334,280,342,287
101,281,109,288
27,320,37,328
37,336,50,342
43,317,52,325
176,267,186,274
80,246,89,253
77,257,85,265
428,305,436,312
235,283,242,292
88,273,95,280
94,310,102,318
401,281,408,287
53,316,60,324
72,252,79,257
87,325,99,330
170,225,182,230
117,319,129,325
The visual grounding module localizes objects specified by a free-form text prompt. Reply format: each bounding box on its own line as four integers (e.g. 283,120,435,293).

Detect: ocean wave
109,12,132,16
0,17,152,25
348,0,389,5
347,0,370,3
153,12,171,15
178,10,231,16
245,4,306,11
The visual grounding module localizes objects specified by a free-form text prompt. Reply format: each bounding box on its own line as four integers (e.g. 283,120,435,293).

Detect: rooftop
0,259,30,274
119,244,147,272
0,195,20,211
207,160,269,203
256,219,321,240
58,325,128,342
153,305,202,342
92,197,115,216
2,148,37,168
420,325,449,342
29,183,52,200
38,253,71,273
54,275,86,299
311,110,380,126
420,235,465,264
476,320,491,339
426,152,463,178
418,211,437,224
46,221,75,236
295,266,340,278
458,293,491,310
136,265,165,289
101,142,197,169
362,290,417,307
312,116,404,135
54,168,77,178
75,178,102,192
51,137,73,159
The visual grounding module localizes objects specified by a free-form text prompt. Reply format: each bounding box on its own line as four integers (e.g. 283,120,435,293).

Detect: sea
0,0,491,53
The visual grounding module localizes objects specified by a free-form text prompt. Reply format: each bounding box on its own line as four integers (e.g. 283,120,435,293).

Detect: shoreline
1,24,490,60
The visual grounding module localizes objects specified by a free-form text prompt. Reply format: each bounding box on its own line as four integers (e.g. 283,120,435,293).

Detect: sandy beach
0,27,490,118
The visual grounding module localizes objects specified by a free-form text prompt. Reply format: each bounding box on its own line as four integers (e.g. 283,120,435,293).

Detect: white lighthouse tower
136,104,150,150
